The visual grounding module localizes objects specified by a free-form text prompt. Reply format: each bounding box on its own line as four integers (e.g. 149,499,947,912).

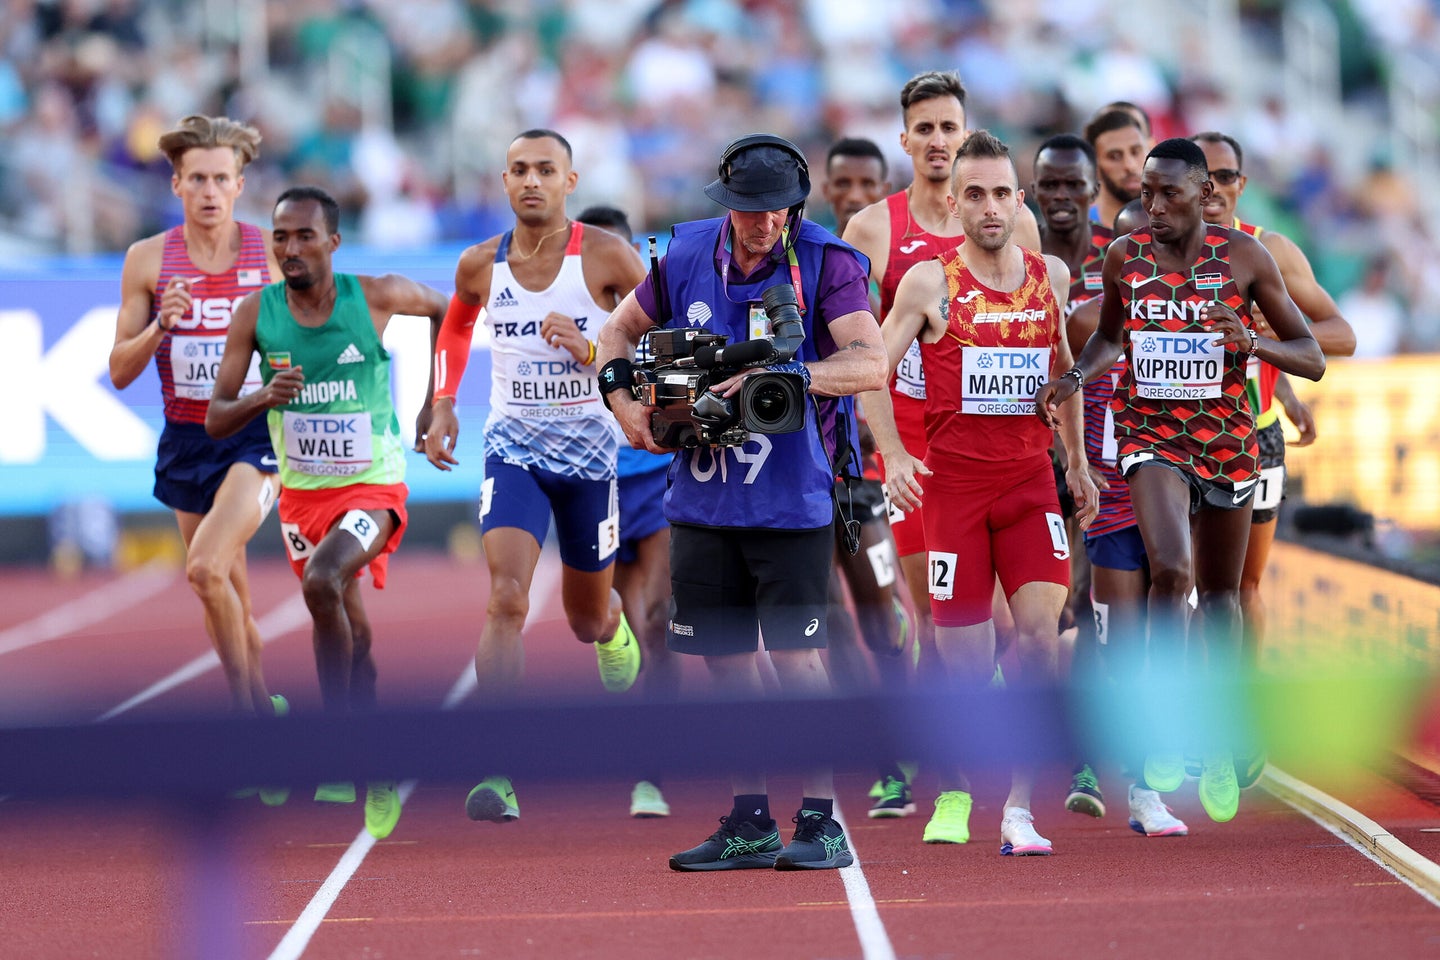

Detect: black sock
732,794,770,824
800,797,833,819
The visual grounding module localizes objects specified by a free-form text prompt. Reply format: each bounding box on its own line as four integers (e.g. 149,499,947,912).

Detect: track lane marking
834,804,898,960
0,563,178,657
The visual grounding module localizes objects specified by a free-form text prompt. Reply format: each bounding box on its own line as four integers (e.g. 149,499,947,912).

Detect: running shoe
669,815,781,871
990,663,1006,689
775,811,854,870
892,597,912,661
999,806,1053,856
1198,751,1240,823
868,775,916,818
1144,752,1186,793
1127,784,1188,837
314,782,356,804
871,760,920,799
595,613,641,693
1065,763,1106,818
630,780,670,818
922,790,973,844
1235,750,1268,791
868,779,885,799
364,781,402,840
259,695,291,807
466,776,519,822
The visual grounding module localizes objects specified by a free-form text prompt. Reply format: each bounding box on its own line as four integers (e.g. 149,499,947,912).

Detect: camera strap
812,394,862,557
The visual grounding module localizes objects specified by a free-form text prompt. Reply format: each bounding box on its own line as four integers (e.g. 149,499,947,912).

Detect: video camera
633,284,809,448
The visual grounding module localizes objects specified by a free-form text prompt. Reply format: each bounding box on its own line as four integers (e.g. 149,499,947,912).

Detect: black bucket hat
703,134,810,212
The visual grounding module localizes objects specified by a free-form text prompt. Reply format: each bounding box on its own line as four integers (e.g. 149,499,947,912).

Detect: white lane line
834,804,898,960
97,593,312,722
267,559,561,960
0,564,178,657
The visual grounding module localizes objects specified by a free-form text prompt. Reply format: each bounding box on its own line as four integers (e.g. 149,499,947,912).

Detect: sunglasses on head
1209,168,1242,186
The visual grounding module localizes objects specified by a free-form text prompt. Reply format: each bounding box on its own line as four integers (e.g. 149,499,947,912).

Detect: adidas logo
493,286,519,308
336,343,365,364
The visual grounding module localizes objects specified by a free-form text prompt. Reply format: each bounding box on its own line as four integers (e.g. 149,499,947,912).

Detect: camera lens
749,383,788,425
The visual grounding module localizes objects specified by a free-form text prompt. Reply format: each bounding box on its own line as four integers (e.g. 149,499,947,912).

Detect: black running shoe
774,811,854,870
669,815,781,871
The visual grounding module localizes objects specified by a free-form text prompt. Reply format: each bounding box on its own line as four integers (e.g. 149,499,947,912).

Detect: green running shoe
1199,752,1240,823
466,776,519,822
923,790,973,844
868,775,916,818
365,781,402,839
596,613,641,693
315,782,356,804
1065,763,1106,818
1144,752,1185,793
259,696,291,807
630,780,670,818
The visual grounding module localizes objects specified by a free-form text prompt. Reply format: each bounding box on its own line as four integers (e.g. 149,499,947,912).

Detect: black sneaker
775,811,854,870
868,775,916,818
669,815,781,871
1065,763,1106,818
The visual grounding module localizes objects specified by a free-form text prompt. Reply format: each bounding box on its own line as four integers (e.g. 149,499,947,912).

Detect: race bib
279,522,315,562
1254,465,1285,511
1131,332,1224,400
928,550,958,600
169,335,262,399
894,339,926,400
960,346,1048,415
282,411,373,477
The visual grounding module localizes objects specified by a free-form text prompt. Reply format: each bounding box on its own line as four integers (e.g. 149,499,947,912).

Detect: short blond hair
158,115,262,172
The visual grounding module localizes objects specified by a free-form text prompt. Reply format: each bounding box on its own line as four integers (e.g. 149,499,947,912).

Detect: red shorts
876,392,929,558
276,483,409,589
921,456,1069,627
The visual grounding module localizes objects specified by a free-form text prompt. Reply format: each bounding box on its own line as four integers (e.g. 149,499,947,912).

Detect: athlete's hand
1035,377,1078,430
261,366,305,408
1283,395,1317,446
1087,463,1111,492
158,276,199,331
881,448,930,513
1066,464,1100,531
413,403,434,454
425,399,461,470
1201,302,1251,352
539,311,592,365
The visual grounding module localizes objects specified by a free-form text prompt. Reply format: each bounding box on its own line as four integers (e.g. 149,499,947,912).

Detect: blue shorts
1085,525,1148,572
480,456,618,572
153,419,276,515
618,463,669,564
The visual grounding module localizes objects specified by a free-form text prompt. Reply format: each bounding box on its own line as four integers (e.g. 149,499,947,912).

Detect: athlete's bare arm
582,225,648,309
1260,231,1356,356
1044,255,1097,527
111,235,171,389
205,292,303,439
1035,241,1129,412
842,200,892,290
424,239,499,468
1213,231,1325,382
358,274,448,340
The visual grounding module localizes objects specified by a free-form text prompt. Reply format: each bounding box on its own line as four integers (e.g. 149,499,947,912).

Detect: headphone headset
715,133,810,193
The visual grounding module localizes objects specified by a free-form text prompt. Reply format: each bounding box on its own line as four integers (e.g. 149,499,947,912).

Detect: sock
733,794,770,824
800,797,833,819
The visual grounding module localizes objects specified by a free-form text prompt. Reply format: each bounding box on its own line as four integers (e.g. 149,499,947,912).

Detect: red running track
2,552,1439,960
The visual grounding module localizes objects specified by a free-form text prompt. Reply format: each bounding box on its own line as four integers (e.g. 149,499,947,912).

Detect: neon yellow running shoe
466,776,519,822
315,782,356,804
365,781,402,839
596,613,641,693
923,790,973,844
1198,752,1240,823
630,780,671,818
1143,752,1185,793
259,695,291,806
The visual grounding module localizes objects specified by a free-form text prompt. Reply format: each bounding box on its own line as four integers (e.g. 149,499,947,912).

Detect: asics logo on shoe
723,832,779,858
336,343,365,364
899,240,928,254
823,833,847,857
804,618,820,637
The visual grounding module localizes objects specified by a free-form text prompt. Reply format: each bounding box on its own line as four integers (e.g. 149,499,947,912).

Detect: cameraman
596,134,886,872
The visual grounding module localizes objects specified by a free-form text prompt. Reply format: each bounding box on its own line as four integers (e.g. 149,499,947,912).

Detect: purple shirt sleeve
814,246,872,327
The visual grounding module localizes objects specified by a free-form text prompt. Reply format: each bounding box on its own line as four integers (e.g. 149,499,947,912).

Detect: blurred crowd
1,0,1437,352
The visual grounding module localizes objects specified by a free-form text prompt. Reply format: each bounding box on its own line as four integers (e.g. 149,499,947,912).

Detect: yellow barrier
1285,356,1440,531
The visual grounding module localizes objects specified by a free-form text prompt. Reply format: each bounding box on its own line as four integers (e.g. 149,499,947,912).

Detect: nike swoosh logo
260,455,278,466
899,240,928,254
1231,479,1258,505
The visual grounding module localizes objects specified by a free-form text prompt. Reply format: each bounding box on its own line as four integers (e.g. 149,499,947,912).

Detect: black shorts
835,477,888,527
1252,420,1286,525
1119,453,1257,514
668,522,833,656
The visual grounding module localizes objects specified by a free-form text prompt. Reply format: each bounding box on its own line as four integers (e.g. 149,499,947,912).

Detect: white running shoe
1127,784,1189,837
999,806,1052,856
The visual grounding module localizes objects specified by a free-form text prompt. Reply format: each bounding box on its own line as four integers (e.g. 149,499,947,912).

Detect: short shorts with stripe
1085,524,1148,572
618,463,669,565
1251,419,1286,525
667,522,833,656
481,456,618,572
921,455,1070,628
1119,453,1257,514
276,482,408,589
153,419,276,515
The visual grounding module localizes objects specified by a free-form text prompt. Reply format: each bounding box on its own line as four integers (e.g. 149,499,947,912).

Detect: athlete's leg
1126,465,1195,657
616,526,681,702
302,508,396,714
899,551,937,675
1001,579,1067,813
824,556,872,694
342,577,377,713
177,465,279,713
476,526,542,698
1239,517,1277,668
1193,502,1254,679
558,561,622,646
841,519,907,684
